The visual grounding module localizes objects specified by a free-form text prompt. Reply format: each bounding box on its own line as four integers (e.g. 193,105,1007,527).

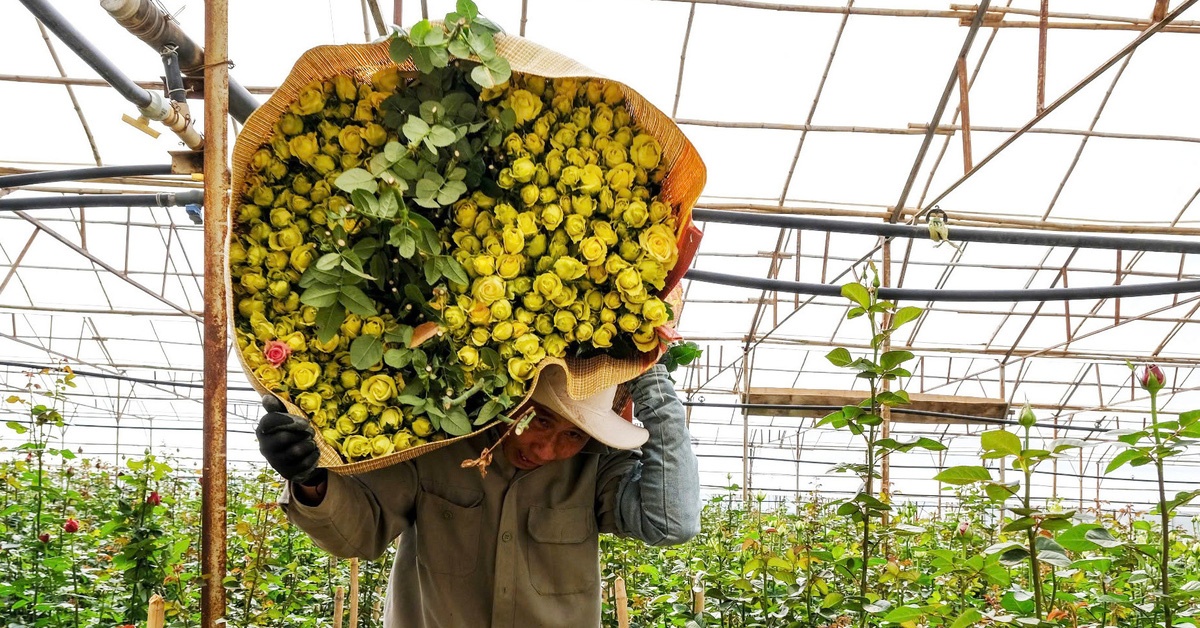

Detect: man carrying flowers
257,360,699,627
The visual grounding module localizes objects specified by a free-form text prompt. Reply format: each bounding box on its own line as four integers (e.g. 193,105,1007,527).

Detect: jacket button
442,510,452,520
501,531,513,542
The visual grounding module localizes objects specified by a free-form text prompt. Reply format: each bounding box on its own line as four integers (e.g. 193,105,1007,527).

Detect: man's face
502,405,590,470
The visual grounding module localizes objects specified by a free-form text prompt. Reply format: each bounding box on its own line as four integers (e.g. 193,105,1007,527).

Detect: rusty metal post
201,0,230,626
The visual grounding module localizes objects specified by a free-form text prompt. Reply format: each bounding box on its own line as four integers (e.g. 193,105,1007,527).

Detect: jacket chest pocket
416,488,483,576
526,506,598,595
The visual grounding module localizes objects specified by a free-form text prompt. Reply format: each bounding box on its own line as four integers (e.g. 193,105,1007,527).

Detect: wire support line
0,190,203,211
685,269,1200,303
683,401,1105,433
0,359,257,391
692,209,1200,255
0,164,173,188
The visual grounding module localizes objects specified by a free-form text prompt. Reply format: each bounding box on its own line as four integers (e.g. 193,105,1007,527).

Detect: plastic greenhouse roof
2,0,1200,514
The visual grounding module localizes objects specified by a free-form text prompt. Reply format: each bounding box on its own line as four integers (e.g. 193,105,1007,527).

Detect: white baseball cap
528,364,649,450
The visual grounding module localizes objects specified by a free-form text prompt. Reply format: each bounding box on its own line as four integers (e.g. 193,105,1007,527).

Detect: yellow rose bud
616,267,642,292
458,345,480,369
470,327,490,347
291,82,326,115
631,133,663,171
535,314,555,336
603,83,624,106
508,89,543,126
580,237,608,266
515,308,536,325
443,306,467,330
338,125,364,154
512,156,536,183
496,254,525,279
340,370,361,389
549,257,584,282
288,132,319,164
492,320,515,342
617,313,641,333
579,164,604,195
524,234,547,258
341,435,372,460
605,163,635,192
371,66,401,92
363,123,387,147
411,416,434,437
564,215,588,242
335,416,357,436
362,316,386,337
311,154,337,175
524,133,546,155
534,273,563,300
363,421,383,438
264,250,288,272
380,407,403,430
640,224,679,267
289,244,317,273
340,314,363,339
619,239,642,262
491,299,513,320
473,275,507,305
513,333,539,357
346,402,370,423
521,291,545,312
544,149,564,178
280,112,304,136
370,434,395,458
497,168,516,189
392,430,414,451
515,212,539,238
574,322,595,342
282,332,307,352
592,104,614,135
472,255,496,276
633,326,659,353
642,297,670,327
553,310,578,333
239,273,268,295
499,225,523,255
311,334,340,353
639,258,669,290
286,361,319,390
503,132,526,156
516,184,536,206
295,391,323,414
592,323,616,349
623,200,649,228
602,144,628,168
508,357,535,381
544,334,568,358
468,300,492,326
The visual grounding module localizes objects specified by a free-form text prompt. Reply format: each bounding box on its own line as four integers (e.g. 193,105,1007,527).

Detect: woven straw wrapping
228,33,706,475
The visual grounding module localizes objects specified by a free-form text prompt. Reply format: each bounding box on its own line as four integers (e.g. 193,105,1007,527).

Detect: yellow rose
564,215,588,242
472,255,496,277
491,299,513,320
640,224,679,267
473,275,507,305
370,435,395,458
508,357,535,381
440,307,466,332
492,320,515,342
514,212,538,238
470,327,490,346
392,430,415,451
579,237,607,266
458,346,479,369
512,156,536,183
642,297,670,327
363,123,388,146
553,310,578,333
288,133,319,164
362,421,383,438
338,125,364,154
411,416,434,437
574,322,595,342
279,113,304,136
346,402,370,423
499,225,523,255
534,273,563,300
285,360,319,391
604,83,624,106
371,66,401,92
252,364,283,389
639,258,669,290
282,332,306,352
544,334,568,358
522,292,546,312
616,267,643,293
579,164,604,195
310,334,340,353
468,300,492,326
631,134,662,170
614,127,634,147
603,144,627,168
623,200,649,228
340,370,361,389
380,407,403,430
524,234,547,258
535,204,562,230
341,435,372,460
360,316,385,337
592,104,614,135
332,75,357,101
535,314,555,336
508,89,543,126
290,244,317,273
553,257,587,281
592,323,617,349
295,391,323,414
514,333,541,357
311,154,337,175
633,326,659,353
497,254,525,279
291,82,326,115
360,374,395,404
453,200,479,229
617,313,641,333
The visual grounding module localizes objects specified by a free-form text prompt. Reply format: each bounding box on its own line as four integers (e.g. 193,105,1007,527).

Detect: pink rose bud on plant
1140,364,1166,393
956,520,969,536
63,518,79,533
263,340,292,367
147,491,162,506
38,533,50,543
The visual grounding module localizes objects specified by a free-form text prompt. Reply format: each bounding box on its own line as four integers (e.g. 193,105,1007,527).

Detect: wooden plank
746,388,1008,424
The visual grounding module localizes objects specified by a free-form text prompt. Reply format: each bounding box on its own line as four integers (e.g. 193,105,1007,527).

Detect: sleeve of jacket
595,364,701,546
280,461,417,560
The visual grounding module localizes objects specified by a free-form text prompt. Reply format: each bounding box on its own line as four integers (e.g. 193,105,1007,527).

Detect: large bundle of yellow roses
231,56,680,463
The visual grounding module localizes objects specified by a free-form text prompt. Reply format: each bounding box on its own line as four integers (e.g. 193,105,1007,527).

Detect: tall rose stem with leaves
820,264,937,625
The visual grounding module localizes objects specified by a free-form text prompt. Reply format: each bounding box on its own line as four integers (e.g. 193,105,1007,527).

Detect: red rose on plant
1140,364,1166,393
63,518,79,533
38,533,50,543
263,340,292,367
147,491,162,506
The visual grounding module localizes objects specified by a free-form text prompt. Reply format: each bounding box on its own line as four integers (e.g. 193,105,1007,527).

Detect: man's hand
257,394,325,488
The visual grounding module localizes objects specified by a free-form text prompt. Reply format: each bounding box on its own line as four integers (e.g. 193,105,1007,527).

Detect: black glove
257,394,325,486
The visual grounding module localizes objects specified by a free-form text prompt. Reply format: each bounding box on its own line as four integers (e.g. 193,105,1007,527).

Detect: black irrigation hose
0,190,204,211
693,208,1200,255
683,401,1107,433
0,164,174,188
685,269,1200,303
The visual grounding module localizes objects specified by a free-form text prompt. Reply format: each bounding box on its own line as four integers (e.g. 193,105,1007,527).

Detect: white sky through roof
2,0,1200,515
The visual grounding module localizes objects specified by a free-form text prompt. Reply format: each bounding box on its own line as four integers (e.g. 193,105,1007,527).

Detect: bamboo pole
333,586,345,628
956,57,972,173
200,0,230,625
692,574,705,614
147,594,165,628
614,576,630,628
1037,0,1048,113
349,558,360,628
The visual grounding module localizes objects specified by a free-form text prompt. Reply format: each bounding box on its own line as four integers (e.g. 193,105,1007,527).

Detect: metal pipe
685,268,1200,303
101,0,258,122
692,208,1200,255
0,164,173,188
201,0,230,624
20,0,151,108
0,190,202,211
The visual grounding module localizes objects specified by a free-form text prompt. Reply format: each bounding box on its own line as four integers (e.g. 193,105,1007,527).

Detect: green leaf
981,430,1022,457
933,465,991,485
299,285,340,308
440,256,470,285
384,348,412,368
1003,517,1036,532
403,116,431,143
389,37,414,63
826,347,853,367
437,179,468,205
841,282,871,308
427,125,457,147
883,606,924,623
1083,527,1122,548
879,350,914,370
334,168,377,194
315,304,345,343
1106,448,1145,473
442,406,472,436
477,400,503,425
950,609,982,628
997,546,1029,566
349,334,384,370
891,306,922,328
821,592,844,609
351,189,379,216
423,257,442,284
338,285,378,317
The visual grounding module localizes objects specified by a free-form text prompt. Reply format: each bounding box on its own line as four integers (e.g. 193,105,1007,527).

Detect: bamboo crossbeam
0,73,277,94
949,3,1200,26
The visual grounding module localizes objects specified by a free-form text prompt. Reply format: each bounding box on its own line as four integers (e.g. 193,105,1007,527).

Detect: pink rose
1140,364,1166,392
263,340,291,367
